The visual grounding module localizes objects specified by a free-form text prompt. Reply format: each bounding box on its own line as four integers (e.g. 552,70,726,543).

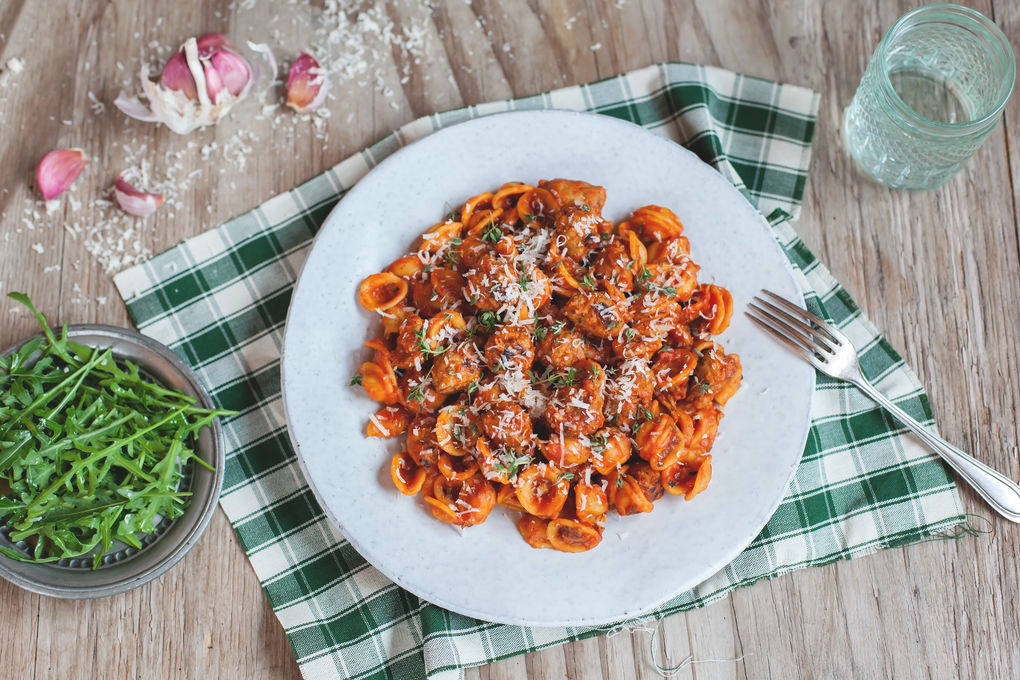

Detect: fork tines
746,290,842,361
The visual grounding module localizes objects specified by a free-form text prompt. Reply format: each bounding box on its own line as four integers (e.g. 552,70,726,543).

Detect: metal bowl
0,325,224,598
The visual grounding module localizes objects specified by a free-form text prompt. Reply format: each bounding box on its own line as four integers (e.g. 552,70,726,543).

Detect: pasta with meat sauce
355,179,740,553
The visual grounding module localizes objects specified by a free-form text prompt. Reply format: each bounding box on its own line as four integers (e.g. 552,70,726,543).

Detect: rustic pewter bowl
0,325,224,598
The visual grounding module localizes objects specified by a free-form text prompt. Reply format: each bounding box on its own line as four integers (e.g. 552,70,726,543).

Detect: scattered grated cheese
368,413,390,437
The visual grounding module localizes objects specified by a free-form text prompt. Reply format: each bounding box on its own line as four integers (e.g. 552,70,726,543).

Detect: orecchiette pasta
353,179,741,552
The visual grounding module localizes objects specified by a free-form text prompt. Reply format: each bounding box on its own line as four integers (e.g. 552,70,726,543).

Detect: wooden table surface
1,1,1018,678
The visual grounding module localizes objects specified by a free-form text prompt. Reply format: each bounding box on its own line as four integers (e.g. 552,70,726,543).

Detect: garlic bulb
114,33,275,134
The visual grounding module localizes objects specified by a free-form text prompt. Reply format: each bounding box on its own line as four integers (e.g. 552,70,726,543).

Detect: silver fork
748,289,1020,523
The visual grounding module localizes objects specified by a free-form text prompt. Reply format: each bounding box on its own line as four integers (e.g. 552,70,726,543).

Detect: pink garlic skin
36,148,88,200
286,52,329,113
114,174,164,216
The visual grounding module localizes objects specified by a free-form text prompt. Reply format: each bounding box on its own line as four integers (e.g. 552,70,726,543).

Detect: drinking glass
844,4,1015,190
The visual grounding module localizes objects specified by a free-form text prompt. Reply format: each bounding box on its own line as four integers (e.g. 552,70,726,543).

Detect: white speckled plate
282,110,814,627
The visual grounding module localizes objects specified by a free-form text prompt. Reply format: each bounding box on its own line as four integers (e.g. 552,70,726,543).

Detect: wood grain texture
0,1,1017,678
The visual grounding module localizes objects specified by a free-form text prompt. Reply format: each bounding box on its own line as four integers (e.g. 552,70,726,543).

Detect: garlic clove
36,148,88,200
286,52,329,113
114,174,164,216
202,60,226,101
160,51,198,98
210,49,251,96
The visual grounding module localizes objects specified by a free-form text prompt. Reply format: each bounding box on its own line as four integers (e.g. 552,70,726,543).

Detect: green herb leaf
492,450,533,480
407,381,428,402
414,327,451,357
479,311,497,329
349,374,363,386
481,222,502,243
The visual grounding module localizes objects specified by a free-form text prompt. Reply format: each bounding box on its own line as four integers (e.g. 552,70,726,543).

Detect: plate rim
282,108,815,626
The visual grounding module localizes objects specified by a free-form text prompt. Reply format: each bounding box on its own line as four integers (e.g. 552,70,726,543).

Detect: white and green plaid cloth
113,62,964,680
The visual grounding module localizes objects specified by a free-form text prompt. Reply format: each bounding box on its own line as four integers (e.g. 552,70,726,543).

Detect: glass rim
876,3,1016,137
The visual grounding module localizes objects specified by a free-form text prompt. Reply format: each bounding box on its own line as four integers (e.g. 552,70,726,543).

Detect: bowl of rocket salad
0,293,233,598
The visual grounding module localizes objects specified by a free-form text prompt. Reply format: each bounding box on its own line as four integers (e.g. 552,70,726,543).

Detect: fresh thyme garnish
481,222,502,242
414,328,450,357
407,371,432,402
349,374,363,386
557,471,576,484
478,311,497,329
579,275,597,290
493,451,533,480
530,368,578,387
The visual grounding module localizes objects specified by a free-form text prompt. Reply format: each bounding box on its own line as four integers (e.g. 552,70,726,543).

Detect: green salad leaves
0,293,234,569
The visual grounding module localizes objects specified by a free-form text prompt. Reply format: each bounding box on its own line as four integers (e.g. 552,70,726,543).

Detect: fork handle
854,378,1020,523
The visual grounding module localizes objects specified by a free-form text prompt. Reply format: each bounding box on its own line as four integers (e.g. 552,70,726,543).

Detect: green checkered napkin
113,62,964,680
